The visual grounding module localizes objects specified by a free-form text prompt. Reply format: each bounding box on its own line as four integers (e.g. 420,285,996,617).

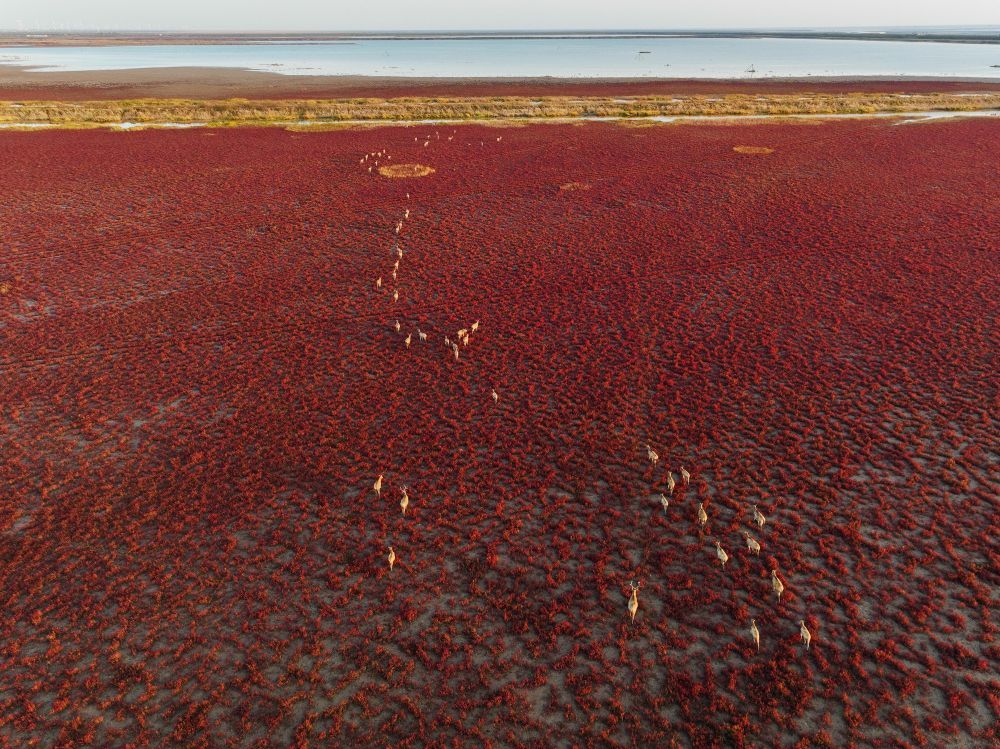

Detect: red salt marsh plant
0,118,997,747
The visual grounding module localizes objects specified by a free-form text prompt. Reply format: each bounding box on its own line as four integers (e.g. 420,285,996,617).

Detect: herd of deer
634,445,812,652
363,134,506,586
363,143,495,371
361,135,813,656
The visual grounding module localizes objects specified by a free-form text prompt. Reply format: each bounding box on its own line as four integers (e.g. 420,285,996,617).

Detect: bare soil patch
378,163,435,178
733,145,775,154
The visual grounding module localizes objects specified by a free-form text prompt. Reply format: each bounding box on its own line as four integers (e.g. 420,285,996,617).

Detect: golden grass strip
0,93,997,128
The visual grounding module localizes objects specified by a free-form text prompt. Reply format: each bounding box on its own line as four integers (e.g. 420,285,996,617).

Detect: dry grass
733,145,775,154
378,163,435,178
0,92,997,128
560,182,592,191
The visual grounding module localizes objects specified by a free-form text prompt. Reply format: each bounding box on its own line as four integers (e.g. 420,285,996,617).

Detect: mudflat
2,63,1000,101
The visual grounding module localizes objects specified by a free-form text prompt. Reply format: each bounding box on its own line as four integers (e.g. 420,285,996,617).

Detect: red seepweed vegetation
0,118,997,747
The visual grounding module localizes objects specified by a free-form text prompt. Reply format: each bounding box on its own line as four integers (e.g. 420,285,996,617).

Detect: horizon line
3,25,999,33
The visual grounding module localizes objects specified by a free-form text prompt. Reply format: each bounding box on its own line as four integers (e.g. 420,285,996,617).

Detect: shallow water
2,37,999,79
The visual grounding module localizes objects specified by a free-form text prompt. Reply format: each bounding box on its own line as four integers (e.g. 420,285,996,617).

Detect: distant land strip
0,30,999,46
1,92,998,128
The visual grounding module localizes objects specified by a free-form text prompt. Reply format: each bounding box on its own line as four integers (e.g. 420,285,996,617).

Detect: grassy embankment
1,92,998,128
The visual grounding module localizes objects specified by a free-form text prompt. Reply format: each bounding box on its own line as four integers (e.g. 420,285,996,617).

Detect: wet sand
2,64,999,101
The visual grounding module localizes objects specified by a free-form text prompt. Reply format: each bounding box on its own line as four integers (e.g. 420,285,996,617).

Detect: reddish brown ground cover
0,119,997,747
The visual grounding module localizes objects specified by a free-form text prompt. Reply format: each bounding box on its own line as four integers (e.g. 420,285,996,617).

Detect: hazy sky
2,1,996,31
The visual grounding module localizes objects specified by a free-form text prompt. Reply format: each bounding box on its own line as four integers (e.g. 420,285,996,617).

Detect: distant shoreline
1,30,999,46
2,64,1000,102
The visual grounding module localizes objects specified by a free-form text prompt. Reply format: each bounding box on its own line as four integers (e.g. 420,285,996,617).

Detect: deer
374,474,384,497
744,532,761,555
752,505,766,530
659,494,670,513
645,444,659,466
750,619,760,651
800,620,811,650
400,487,409,515
771,570,784,602
666,471,676,496
715,541,729,568
680,466,690,486
627,581,640,623
388,546,396,571
697,502,708,527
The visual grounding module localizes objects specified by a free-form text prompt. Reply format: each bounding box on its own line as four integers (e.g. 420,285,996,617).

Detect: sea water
1,36,999,79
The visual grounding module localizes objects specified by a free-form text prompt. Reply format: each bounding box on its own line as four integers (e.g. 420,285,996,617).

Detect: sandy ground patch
378,163,435,178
